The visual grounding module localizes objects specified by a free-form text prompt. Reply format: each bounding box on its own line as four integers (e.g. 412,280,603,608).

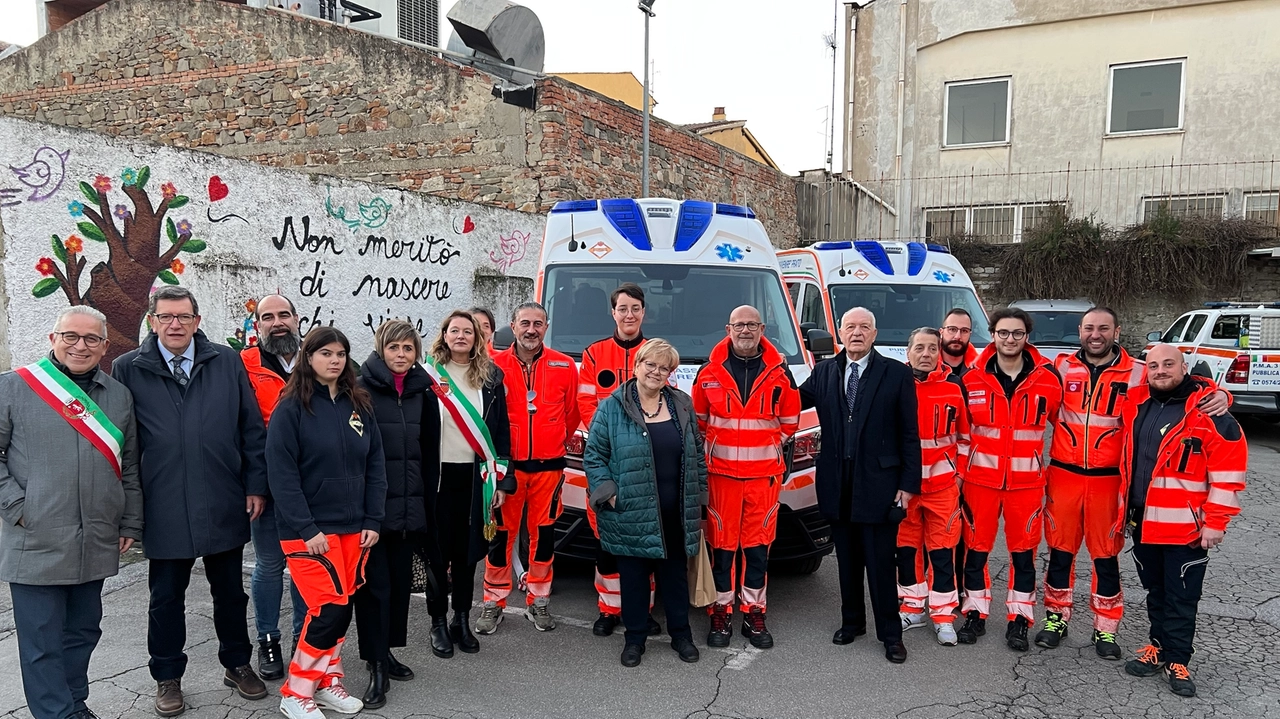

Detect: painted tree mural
32,166,206,367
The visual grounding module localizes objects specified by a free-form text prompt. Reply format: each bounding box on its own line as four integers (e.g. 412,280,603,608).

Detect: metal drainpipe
842,3,857,179
894,0,907,238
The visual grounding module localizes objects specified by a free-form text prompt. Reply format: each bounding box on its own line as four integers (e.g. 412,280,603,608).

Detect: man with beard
239,294,308,680
940,309,979,378
478,302,580,633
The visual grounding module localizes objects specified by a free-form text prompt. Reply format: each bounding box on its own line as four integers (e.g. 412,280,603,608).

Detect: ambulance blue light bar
854,240,893,275
600,199,653,251
549,200,598,213
907,242,927,276
812,241,853,250
674,200,714,252
927,243,950,254
715,203,756,219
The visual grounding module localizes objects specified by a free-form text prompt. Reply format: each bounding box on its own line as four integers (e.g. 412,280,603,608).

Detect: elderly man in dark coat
0,305,143,719
111,287,269,716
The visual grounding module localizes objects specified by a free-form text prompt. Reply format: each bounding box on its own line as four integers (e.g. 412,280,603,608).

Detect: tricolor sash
423,357,508,538
15,357,124,479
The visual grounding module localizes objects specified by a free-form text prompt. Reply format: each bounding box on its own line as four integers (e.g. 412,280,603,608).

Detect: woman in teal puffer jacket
585,339,708,669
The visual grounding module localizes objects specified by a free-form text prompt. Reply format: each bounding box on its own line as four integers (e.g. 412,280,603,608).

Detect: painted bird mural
10,146,70,202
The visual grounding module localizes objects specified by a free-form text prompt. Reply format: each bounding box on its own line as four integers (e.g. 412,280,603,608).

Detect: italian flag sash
15,357,124,479
423,357,508,538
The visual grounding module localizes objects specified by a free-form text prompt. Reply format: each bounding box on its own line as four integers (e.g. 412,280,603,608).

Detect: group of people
0,283,1248,719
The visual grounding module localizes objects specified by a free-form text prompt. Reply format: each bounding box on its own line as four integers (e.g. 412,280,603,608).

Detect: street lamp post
639,0,655,198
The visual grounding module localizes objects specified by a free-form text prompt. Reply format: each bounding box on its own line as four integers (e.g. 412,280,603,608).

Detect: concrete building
838,0,1280,242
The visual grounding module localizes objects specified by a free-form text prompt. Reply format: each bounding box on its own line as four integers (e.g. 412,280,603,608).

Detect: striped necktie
846,361,859,414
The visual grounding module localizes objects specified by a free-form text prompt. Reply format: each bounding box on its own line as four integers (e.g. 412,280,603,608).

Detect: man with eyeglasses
939,308,979,378
954,307,1062,652
692,306,800,650
111,286,269,716
479,302,580,634
1,306,142,719
238,295,308,680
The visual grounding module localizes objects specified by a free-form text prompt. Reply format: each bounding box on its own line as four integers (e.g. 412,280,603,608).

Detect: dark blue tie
846,361,859,414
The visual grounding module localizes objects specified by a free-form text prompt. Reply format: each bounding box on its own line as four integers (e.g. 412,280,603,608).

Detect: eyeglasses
995,329,1028,340
728,322,763,332
151,313,198,326
54,331,105,348
526,390,537,414
941,326,972,335
640,360,674,375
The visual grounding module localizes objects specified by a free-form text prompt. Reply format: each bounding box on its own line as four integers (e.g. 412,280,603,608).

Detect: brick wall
0,0,799,244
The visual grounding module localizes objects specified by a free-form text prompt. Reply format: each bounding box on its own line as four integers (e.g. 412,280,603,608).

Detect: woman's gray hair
52,305,108,337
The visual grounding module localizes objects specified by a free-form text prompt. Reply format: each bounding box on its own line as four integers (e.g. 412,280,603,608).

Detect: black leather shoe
451,611,480,653
620,643,645,668
884,640,908,664
593,612,620,637
257,637,284,681
832,627,867,645
647,615,662,636
386,650,414,681
672,638,700,663
361,661,387,709
429,616,454,659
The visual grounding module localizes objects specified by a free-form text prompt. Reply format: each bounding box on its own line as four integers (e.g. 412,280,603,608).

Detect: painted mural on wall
0,118,546,369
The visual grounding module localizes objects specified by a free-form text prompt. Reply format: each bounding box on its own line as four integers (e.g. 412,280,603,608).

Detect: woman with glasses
422,311,512,658
584,339,708,667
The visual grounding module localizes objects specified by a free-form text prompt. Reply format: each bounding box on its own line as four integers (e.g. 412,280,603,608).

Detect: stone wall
0,116,543,370
0,0,799,245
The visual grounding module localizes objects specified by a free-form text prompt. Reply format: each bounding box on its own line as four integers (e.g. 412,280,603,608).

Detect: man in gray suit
0,305,143,719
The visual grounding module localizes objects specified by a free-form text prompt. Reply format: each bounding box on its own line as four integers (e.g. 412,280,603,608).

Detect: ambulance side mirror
1146,331,1162,342
806,328,835,358
493,326,515,351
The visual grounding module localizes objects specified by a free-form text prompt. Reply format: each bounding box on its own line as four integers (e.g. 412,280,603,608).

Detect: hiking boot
154,679,184,717
257,637,284,681
1125,643,1165,677
314,683,363,714
474,602,504,635
223,665,267,701
1034,612,1068,648
935,621,958,646
1092,630,1122,660
706,603,732,648
525,597,557,631
279,696,326,719
1165,663,1196,697
957,610,985,645
900,611,928,632
740,608,774,649
1006,616,1030,652
593,612,620,637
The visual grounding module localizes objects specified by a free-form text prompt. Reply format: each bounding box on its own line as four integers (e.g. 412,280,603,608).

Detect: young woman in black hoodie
266,327,387,719
351,320,436,707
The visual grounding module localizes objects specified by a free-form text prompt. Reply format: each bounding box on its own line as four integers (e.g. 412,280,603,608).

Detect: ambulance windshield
542,264,804,364
828,284,992,348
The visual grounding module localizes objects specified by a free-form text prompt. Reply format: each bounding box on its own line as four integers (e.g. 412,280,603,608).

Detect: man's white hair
52,305,108,337
840,306,877,329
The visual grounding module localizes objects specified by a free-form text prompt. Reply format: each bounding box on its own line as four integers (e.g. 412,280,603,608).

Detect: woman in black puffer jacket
352,320,439,708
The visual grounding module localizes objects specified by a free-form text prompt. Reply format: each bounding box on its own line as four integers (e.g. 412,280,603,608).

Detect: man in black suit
799,307,921,663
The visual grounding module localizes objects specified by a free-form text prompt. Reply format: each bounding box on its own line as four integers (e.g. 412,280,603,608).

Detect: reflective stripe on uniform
920,436,957,450
707,416,780,431
710,444,779,462
1208,470,1247,485
1207,486,1243,509
1145,504,1198,525
970,452,1000,469
1152,475,1208,493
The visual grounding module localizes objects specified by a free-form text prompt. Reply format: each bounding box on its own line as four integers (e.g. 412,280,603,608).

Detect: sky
0,0,847,175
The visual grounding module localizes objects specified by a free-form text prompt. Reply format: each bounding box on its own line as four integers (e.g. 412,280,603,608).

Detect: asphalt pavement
3,419,1280,718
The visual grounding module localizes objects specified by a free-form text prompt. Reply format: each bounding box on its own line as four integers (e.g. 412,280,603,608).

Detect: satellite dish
444,0,545,87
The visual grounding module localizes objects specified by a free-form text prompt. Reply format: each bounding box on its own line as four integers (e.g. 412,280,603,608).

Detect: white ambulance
779,241,991,360
534,198,833,572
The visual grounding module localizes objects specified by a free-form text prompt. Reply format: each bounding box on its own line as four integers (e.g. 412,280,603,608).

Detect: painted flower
161,182,177,200
176,219,192,236
113,204,131,221
68,200,85,217
64,236,83,254
92,175,112,193
244,298,258,315
35,257,57,277
170,259,185,275
121,168,139,186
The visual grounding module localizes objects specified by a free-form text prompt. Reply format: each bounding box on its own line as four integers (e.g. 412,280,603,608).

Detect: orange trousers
280,533,368,700
961,483,1043,622
896,484,962,622
1043,465,1125,632
706,474,781,610
483,469,565,607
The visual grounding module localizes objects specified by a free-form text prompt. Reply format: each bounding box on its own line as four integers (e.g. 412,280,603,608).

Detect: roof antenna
568,214,578,252
838,251,847,277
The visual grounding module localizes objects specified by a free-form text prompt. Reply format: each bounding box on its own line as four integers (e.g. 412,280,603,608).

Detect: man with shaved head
1119,343,1246,698
692,305,800,649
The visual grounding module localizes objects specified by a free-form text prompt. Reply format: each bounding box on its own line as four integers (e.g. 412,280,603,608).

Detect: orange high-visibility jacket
1119,378,1247,545
1049,347,1146,473
961,344,1064,491
692,337,800,479
577,334,647,429
241,345,286,427
494,346,581,464
915,365,969,494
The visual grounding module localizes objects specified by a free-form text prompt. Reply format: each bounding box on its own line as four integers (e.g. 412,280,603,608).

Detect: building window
923,204,1057,244
398,0,439,46
924,209,966,239
1246,192,1279,226
971,206,1016,243
1142,194,1224,221
944,78,1010,147
1108,59,1184,134
1020,203,1063,234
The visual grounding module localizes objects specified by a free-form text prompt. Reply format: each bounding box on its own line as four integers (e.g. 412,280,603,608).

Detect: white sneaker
935,621,959,646
900,611,928,632
313,684,363,715
474,601,504,635
280,696,327,719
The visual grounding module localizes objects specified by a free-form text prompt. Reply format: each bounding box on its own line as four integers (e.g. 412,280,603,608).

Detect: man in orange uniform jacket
692,306,799,650
1119,344,1246,698
577,283,658,637
896,327,967,647
956,307,1062,651
478,302,580,634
